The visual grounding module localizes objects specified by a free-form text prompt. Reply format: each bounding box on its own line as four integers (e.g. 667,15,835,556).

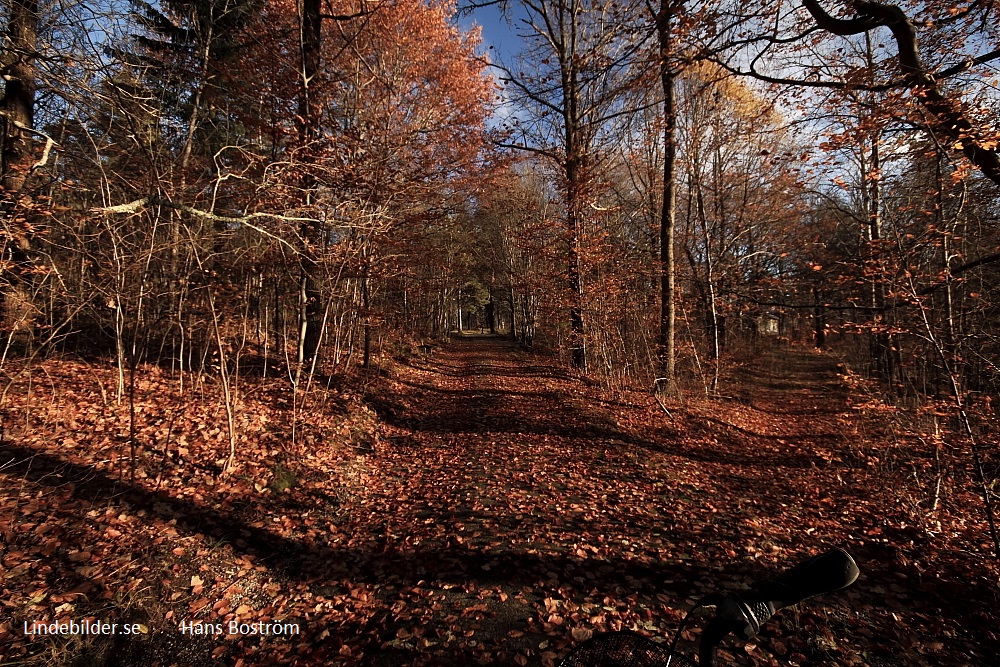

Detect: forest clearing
2,0,1000,665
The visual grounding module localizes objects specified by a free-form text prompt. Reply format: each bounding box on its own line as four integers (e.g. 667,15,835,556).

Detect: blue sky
455,1,534,126
457,2,526,62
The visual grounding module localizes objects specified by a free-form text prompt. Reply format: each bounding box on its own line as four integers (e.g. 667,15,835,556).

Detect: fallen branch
652,378,675,420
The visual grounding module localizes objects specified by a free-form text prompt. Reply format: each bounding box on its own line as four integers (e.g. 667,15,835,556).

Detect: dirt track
355,336,997,666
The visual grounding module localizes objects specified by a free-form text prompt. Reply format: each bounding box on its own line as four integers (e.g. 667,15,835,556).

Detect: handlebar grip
714,548,860,641
757,547,860,609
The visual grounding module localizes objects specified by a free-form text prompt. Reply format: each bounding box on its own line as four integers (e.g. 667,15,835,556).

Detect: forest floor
2,336,999,666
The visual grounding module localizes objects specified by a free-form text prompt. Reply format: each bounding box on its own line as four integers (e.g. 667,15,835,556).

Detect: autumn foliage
2,0,1000,665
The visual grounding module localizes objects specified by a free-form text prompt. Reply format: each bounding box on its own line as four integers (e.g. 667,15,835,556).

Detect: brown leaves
1,341,998,665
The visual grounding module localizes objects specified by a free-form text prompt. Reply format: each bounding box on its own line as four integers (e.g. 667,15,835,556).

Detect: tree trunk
297,0,323,365
565,157,586,369
1,0,37,194
656,0,680,393
510,283,518,342
1,0,38,324
813,287,826,348
362,262,372,368
550,0,587,370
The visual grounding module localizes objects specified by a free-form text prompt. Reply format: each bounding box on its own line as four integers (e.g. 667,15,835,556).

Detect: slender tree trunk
362,262,372,368
297,0,323,365
862,115,894,385
554,0,586,370
655,0,680,393
813,287,826,348
510,283,517,342
565,157,586,368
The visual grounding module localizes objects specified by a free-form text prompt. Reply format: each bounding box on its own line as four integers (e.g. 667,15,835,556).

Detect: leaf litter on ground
1,339,998,665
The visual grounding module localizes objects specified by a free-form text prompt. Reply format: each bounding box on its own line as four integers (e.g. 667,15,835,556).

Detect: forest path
352,336,971,666
4,337,994,666
732,343,848,417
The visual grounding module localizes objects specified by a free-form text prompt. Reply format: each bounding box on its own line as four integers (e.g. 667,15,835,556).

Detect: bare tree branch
91,198,325,253
798,1,1000,186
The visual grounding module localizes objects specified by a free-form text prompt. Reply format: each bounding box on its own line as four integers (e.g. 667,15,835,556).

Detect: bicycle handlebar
755,547,860,610
555,548,860,667
699,548,860,666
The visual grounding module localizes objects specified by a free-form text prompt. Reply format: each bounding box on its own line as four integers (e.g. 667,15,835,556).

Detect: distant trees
0,0,492,383
677,0,1000,550
472,1,790,387
470,0,1000,421
675,63,804,389
494,0,643,369
705,0,1000,393
3,0,999,414
473,161,555,347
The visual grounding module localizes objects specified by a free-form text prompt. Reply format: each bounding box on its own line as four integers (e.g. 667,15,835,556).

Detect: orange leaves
254,0,492,189
2,340,999,665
